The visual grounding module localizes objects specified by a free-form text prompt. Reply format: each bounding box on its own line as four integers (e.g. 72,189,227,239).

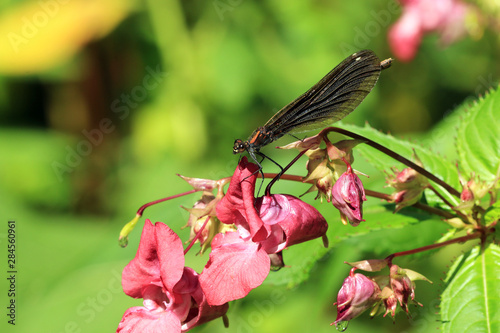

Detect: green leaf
263,203,442,287
484,201,500,225
440,244,500,333
456,87,500,182
338,123,460,207
424,96,476,160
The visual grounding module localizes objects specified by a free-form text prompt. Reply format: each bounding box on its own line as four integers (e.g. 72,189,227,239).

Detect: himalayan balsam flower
331,163,366,226
333,273,381,326
376,265,429,318
117,220,227,332
389,0,469,61
199,157,328,306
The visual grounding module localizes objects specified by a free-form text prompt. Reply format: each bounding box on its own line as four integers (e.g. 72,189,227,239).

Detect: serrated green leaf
263,203,441,287
441,244,500,333
456,87,500,182
484,201,500,225
424,97,474,160
338,123,460,207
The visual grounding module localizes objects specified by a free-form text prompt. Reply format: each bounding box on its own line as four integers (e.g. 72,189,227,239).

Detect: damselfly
233,50,392,170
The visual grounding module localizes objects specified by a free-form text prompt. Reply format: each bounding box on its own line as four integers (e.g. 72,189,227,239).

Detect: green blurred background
0,0,498,332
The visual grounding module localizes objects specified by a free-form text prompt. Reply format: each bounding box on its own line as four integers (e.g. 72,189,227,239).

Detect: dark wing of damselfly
263,50,382,137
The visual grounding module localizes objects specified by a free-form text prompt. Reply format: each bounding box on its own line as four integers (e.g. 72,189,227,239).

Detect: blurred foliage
0,0,499,332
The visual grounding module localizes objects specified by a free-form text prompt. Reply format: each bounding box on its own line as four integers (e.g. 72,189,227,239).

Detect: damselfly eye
233,139,246,154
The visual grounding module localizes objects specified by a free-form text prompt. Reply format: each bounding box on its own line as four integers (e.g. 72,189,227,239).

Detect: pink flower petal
388,0,468,61
331,168,366,225
122,221,185,299
216,157,269,241
334,273,379,324
199,232,270,305
183,286,229,331
117,306,181,333
388,8,422,62
278,195,328,248
122,220,163,298
155,222,186,291
172,267,199,295
255,194,328,253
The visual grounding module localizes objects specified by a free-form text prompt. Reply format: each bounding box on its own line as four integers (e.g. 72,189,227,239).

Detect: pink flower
117,220,228,332
331,163,366,226
199,157,328,306
389,0,469,61
334,273,380,325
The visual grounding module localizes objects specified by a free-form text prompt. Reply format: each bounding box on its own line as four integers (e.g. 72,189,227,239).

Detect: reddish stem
385,229,490,261
321,127,461,198
137,189,198,216
184,216,211,255
265,149,308,196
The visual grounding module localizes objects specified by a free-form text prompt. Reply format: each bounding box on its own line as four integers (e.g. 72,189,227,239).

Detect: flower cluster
117,220,228,332
279,133,368,225
117,157,329,331
116,123,492,331
332,260,431,329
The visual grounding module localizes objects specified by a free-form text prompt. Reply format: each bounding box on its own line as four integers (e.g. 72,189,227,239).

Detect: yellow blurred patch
0,0,133,75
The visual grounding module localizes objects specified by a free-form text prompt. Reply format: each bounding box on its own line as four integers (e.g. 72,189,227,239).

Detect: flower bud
460,181,474,202
331,163,366,226
183,192,222,253
386,154,428,212
389,265,414,313
334,273,380,324
377,265,429,317
301,148,334,201
326,139,362,162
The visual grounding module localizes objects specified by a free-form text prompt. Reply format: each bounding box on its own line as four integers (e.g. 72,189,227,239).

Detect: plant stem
184,216,211,255
412,202,456,219
265,149,308,196
364,189,456,219
427,184,455,209
322,127,461,198
137,189,198,216
386,230,490,260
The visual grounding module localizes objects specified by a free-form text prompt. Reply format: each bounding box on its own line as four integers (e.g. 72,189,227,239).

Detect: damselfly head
233,139,247,154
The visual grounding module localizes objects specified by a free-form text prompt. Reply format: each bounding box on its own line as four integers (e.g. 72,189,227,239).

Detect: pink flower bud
331,164,366,226
386,156,428,212
389,265,414,313
334,273,380,324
